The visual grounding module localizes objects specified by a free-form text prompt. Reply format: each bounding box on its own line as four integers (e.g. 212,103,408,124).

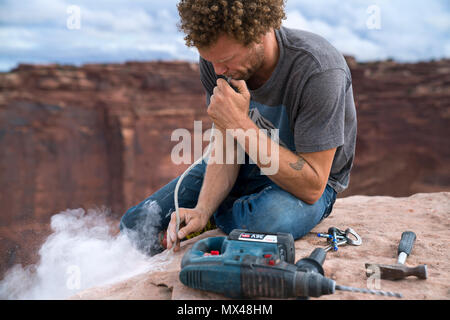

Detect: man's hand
166,207,210,252
207,78,251,130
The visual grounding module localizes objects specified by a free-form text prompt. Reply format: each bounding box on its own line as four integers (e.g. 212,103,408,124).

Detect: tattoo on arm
289,154,306,171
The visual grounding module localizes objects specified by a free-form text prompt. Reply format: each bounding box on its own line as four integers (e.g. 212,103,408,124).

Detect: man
119,0,357,255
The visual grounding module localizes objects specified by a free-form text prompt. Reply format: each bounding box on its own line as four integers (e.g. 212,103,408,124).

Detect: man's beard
232,43,265,81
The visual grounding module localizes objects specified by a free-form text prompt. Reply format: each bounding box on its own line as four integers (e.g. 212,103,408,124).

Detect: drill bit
335,284,402,298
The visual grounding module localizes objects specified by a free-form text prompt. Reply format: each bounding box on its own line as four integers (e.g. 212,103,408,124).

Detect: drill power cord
171,77,234,253
171,122,215,253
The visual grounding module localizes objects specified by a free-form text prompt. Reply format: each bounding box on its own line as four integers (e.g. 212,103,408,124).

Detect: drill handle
295,248,327,275
309,248,327,266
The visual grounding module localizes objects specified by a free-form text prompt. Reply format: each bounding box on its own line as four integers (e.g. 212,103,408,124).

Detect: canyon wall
0,58,449,275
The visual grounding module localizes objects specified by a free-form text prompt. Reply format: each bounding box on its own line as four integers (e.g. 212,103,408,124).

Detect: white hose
171,76,232,252
171,122,215,252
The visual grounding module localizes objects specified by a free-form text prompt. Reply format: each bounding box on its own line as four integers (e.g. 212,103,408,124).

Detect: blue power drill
179,229,403,299
179,229,334,299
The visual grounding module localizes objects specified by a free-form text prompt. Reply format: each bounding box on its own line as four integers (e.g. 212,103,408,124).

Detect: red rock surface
0,58,449,278
70,192,450,300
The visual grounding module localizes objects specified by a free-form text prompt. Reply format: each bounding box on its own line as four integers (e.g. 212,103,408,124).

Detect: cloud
284,9,387,61
0,0,196,71
0,0,448,71
284,0,450,62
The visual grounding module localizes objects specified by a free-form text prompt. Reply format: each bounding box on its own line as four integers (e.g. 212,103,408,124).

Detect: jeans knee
119,199,163,232
119,205,138,232
247,211,304,239
119,200,165,256
243,191,324,239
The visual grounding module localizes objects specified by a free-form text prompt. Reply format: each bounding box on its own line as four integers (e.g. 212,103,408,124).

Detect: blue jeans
119,159,337,255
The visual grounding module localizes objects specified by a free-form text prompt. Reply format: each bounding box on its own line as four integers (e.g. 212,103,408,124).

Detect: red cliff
0,58,449,276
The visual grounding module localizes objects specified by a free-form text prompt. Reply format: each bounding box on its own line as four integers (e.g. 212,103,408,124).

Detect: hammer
365,231,428,280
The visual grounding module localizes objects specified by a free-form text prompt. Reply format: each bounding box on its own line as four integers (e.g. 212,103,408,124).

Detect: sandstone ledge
70,192,450,300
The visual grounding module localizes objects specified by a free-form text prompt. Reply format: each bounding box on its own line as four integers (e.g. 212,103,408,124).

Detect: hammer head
365,263,428,280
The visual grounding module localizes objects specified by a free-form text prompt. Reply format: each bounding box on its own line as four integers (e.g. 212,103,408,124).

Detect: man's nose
213,63,228,76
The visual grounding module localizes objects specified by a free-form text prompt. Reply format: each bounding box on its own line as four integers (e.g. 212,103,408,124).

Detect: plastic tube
171,122,215,252
171,76,232,252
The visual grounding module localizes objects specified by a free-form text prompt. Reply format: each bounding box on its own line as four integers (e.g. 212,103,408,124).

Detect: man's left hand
207,78,251,130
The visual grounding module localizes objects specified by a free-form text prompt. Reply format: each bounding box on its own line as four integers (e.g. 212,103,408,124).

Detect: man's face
198,34,265,81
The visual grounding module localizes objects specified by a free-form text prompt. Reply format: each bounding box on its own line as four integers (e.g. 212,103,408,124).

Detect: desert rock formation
1,58,449,278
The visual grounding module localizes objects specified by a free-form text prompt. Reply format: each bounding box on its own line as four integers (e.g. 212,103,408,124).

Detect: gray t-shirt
199,26,357,193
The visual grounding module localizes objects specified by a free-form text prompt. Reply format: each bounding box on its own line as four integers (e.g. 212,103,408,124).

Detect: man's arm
233,117,336,204
195,128,241,217
167,127,240,250
207,78,337,205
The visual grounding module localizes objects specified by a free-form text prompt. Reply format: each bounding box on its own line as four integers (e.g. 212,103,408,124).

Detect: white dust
0,203,172,299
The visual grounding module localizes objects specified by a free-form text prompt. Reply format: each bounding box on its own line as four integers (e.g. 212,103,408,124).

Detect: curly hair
177,0,286,48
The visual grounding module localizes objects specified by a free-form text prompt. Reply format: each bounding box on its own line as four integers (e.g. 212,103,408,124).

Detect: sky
0,0,449,72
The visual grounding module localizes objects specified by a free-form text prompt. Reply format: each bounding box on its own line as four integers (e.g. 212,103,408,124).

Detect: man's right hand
166,207,210,252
